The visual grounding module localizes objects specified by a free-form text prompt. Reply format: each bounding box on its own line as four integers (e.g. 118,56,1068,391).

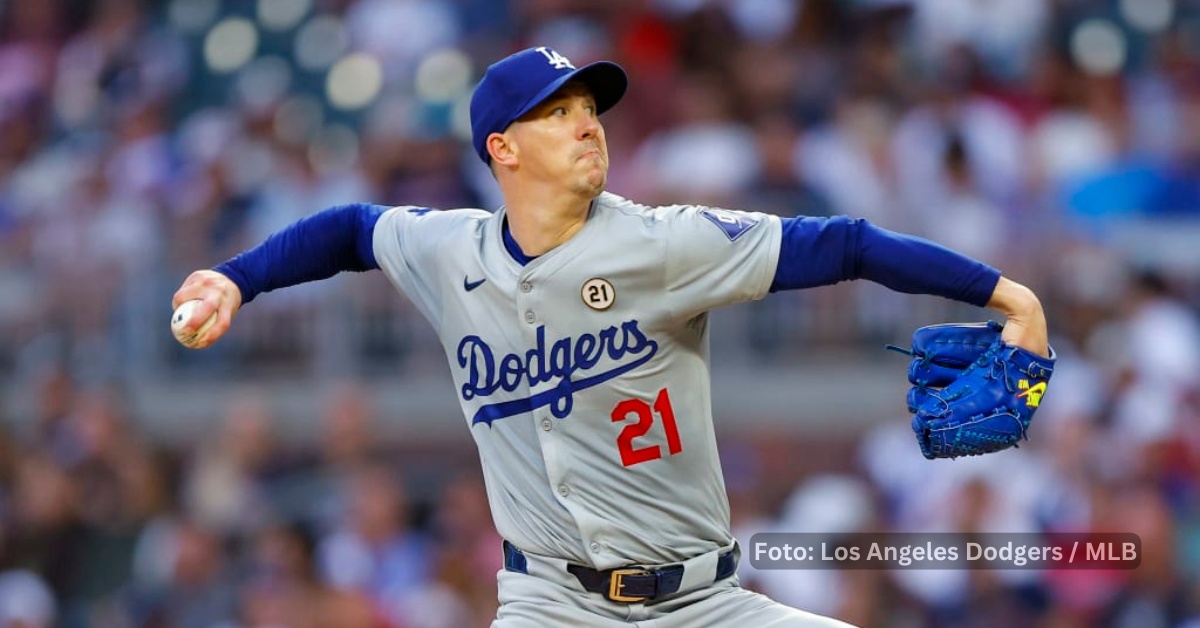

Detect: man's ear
487,132,518,167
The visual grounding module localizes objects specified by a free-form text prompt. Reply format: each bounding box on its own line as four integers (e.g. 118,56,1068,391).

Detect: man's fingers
202,301,236,347
171,270,241,348
191,298,220,334
171,283,201,310
173,270,219,309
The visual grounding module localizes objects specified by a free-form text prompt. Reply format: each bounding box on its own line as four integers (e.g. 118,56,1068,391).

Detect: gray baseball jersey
372,191,781,570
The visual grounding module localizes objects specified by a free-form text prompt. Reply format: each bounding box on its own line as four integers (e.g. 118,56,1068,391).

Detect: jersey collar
501,217,538,266
497,198,601,266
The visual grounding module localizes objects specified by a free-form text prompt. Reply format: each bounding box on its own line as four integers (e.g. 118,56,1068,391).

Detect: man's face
504,81,608,197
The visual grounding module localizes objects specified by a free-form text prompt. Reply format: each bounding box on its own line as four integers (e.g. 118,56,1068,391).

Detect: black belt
503,540,738,603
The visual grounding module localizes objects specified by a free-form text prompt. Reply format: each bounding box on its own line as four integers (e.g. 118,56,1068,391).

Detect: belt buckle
608,568,651,603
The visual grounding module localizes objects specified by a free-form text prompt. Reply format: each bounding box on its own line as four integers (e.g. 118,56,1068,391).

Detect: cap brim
510,60,628,123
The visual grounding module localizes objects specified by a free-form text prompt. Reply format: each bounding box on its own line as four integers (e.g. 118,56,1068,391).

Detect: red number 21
611,388,682,467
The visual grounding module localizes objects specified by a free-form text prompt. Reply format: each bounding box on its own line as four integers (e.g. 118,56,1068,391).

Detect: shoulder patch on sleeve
700,208,760,242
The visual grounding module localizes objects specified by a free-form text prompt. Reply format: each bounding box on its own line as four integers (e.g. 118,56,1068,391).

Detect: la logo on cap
536,47,575,70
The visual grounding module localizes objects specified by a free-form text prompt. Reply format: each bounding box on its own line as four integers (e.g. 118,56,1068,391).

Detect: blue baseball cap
470,46,628,164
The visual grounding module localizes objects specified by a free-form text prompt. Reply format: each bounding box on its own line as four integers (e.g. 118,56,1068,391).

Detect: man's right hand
171,270,243,349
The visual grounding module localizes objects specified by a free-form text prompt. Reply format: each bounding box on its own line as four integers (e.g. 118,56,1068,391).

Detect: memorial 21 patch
700,209,759,242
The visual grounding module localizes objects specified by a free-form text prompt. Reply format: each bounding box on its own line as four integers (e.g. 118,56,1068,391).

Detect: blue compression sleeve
770,216,1001,307
213,203,386,304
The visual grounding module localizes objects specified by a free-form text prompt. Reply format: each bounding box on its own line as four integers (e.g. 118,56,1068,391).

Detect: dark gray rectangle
747,533,1141,570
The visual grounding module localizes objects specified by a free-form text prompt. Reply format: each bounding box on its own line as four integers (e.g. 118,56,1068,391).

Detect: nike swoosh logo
464,276,487,292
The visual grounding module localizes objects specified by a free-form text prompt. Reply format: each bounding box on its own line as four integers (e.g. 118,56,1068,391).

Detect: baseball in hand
171,300,217,348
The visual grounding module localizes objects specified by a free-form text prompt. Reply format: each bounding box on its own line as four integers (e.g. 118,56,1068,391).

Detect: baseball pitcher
173,47,1054,627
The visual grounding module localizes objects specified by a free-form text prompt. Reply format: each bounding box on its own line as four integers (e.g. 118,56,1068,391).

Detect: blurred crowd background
2,0,1200,626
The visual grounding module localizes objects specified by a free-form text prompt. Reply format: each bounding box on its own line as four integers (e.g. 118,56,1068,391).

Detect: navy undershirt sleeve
769,216,1001,307
213,203,386,304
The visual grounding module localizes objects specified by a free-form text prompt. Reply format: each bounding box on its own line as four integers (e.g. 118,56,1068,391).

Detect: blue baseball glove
890,322,1056,459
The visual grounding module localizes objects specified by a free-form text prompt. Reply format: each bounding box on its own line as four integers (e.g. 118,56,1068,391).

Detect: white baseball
171,299,217,348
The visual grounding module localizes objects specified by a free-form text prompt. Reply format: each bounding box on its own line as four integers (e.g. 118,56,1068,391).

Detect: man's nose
578,112,599,139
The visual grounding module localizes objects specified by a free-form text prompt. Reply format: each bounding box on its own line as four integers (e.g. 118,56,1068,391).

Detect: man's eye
552,107,567,116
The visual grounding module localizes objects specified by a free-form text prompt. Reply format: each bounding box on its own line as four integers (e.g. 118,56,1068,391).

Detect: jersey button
524,310,535,324
520,281,532,293
557,484,570,497
589,542,602,554
541,419,552,431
